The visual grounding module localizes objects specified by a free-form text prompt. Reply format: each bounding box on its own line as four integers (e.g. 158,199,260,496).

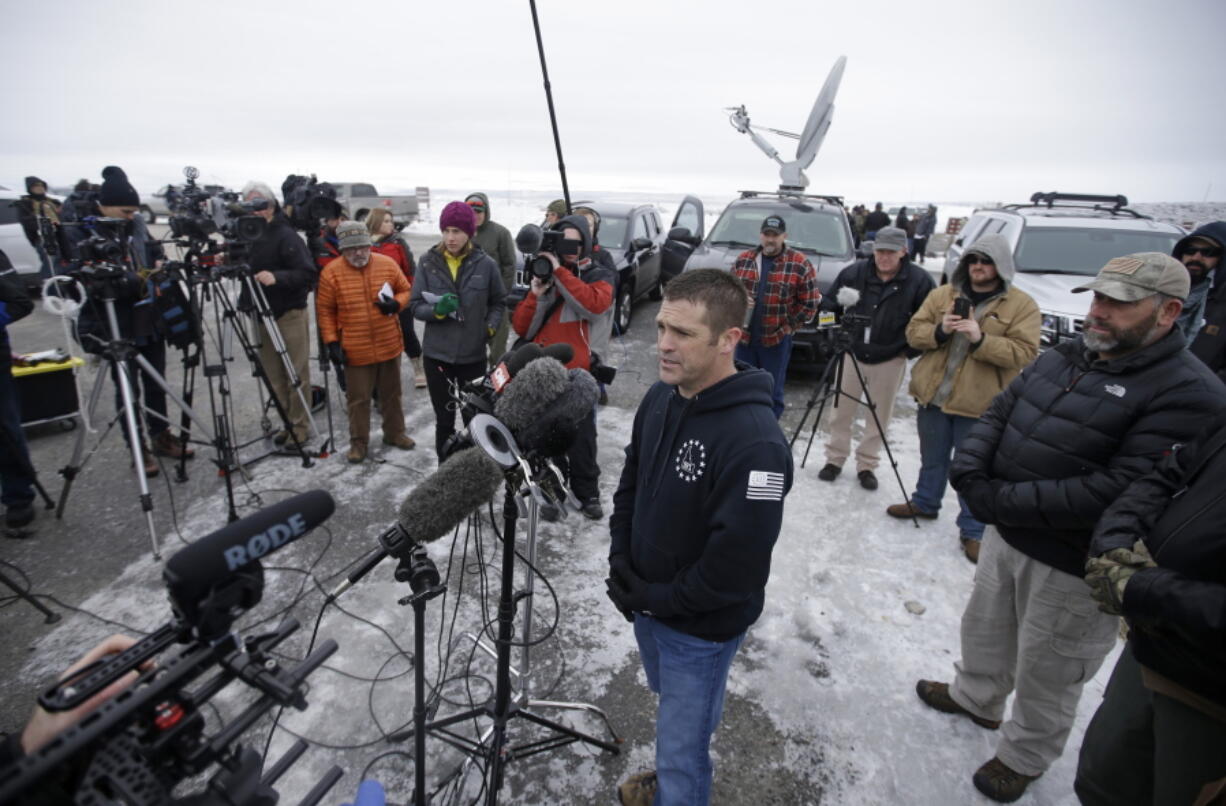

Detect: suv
661,190,856,363
944,192,1184,348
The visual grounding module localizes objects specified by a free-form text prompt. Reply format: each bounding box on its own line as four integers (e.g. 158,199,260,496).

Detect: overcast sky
3,0,1223,204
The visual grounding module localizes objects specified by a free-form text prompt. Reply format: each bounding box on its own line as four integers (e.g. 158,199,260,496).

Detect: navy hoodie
610,364,793,642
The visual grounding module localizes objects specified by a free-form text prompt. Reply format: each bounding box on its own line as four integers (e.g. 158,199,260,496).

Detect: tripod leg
844,353,920,528
112,356,161,558
56,361,110,519
0,568,60,623
131,352,216,443
798,350,844,468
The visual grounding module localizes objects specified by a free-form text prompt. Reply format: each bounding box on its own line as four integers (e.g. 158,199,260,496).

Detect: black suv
661,190,856,363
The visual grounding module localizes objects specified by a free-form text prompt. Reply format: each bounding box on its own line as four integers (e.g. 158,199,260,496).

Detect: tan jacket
906,236,1041,418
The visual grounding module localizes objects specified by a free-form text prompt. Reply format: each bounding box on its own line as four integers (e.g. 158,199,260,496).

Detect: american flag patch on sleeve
746,470,785,502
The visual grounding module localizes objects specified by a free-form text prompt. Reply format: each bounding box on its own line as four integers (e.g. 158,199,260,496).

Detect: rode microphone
328,448,505,600
836,286,861,308
164,490,335,633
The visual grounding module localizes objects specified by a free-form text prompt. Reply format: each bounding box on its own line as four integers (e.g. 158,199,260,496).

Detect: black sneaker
5,503,35,529
858,470,878,490
817,463,842,481
973,757,1039,803
580,499,604,521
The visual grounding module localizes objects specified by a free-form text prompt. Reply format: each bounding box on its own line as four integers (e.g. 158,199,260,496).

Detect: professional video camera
816,286,873,352
0,491,342,806
166,167,267,246
514,223,583,283
280,174,340,232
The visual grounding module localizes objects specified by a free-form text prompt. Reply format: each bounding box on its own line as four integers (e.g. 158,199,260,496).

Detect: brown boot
133,445,160,477
382,433,416,450
346,441,367,464
915,680,1000,729
961,535,981,564
886,501,938,519
972,757,1040,802
153,430,194,459
617,770,657,806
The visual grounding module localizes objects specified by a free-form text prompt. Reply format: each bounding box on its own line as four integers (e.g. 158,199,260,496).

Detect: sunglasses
467,202,486,212
1183,245,1221,258
969,256,995,266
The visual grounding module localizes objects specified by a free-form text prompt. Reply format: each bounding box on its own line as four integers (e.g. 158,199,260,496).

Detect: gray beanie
337,220,372,251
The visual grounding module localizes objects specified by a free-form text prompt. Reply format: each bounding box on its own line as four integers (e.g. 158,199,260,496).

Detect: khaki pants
259,307,311,440
824,354,906,472
950,527,1118,776
345,356,405,446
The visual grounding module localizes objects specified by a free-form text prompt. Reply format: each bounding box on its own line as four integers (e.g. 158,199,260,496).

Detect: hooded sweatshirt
1173,220,1226,341
906,233,1041,418
465,193,517,290
609,365,793,641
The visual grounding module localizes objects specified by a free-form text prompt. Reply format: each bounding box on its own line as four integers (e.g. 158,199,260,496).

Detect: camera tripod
392,467,619,806
791,331,920,528
56,285,218,558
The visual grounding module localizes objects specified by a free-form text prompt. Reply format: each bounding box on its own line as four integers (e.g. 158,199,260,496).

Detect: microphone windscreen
516,223,544,255
494,356,570,436
540,343,574,366
836,286,861,308
398,448,504,544
501,342,545,379
513,369,599,457
164,490,335,608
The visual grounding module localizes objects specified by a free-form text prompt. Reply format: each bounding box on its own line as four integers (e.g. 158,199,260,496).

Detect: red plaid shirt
732,247,820,347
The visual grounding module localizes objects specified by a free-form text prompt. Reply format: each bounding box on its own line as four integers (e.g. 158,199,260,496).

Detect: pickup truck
332,182,419,225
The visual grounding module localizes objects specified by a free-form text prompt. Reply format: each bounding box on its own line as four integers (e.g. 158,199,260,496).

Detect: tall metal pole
529,0,571,215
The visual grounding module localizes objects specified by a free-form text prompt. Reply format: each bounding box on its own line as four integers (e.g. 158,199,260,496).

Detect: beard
1082,305,1161,356
347,254,371,268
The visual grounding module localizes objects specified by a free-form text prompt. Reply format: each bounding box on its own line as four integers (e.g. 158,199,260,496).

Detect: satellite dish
727,55,847,191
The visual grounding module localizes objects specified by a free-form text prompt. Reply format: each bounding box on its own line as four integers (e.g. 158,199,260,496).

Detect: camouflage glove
1085,540,1156,615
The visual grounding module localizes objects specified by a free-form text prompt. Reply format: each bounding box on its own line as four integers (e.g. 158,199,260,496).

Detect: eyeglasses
1183,245,1221,258
969,256,995,266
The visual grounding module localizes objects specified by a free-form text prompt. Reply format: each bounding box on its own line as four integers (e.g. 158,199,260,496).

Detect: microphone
836,286,861,309
328,448,505,600
539,342,574,367
494,357,599,457
489,342,544,392
164,490,335,622
516,223,545,255
494,356,571,436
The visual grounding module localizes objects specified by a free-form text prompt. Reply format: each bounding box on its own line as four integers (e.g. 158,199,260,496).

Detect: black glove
607,554,655,615
605,576,634,622
374,297,399,315
326,342,347,366
960,478,999,524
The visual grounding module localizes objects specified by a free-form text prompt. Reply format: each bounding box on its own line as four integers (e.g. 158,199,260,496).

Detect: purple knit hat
439,200,476,238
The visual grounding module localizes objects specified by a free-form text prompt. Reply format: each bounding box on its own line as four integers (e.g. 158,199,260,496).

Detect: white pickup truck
332,182,419,225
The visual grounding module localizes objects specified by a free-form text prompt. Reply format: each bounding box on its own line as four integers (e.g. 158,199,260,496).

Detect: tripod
400,473,620,805
56,285,217,558
791,330,920,528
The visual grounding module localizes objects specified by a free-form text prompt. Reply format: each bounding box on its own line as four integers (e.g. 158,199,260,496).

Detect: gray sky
3,0,1224,203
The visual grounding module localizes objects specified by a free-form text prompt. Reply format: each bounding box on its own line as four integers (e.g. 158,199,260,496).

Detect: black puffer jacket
242,212,315,318
950,329,1226,576
1089,409,1226,708
822,256,934,363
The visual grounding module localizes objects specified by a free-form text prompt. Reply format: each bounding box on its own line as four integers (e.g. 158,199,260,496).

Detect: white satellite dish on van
727,55,847,191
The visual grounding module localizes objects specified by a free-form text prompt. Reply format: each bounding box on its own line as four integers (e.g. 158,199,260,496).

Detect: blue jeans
735,335,791,419
634,615,744,806
911,404,983,540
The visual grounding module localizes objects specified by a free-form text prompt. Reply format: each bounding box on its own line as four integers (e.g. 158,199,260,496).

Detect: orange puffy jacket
317,253,411,367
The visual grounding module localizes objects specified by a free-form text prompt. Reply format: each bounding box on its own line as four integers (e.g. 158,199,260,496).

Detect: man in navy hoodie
608,269,793,806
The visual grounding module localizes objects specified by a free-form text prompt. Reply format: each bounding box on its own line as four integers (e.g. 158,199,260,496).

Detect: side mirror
631,237,652,251
668,226,695,245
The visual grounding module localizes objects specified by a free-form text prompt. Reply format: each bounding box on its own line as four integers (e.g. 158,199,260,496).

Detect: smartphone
953,297,971,319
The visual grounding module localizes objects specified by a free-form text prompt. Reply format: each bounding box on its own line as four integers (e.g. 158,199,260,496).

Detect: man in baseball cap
1072,252,1188,359
729,214,819,418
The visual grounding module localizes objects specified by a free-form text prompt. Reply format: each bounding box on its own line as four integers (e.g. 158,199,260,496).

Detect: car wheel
140,205,156,225
613,282,633,336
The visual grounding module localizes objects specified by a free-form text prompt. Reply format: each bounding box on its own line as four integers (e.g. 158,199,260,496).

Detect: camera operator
70,166,193,476
816,225,934,491
15,176,69,280
240,182,317,447
511,215,614,520
409,201,506,459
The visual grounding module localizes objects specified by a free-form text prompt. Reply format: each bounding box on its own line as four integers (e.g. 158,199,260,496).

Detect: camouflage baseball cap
1072,252,1190,302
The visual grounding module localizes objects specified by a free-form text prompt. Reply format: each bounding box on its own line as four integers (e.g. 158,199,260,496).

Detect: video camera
515,223,583,283
281,174,341,232
166,167,267,246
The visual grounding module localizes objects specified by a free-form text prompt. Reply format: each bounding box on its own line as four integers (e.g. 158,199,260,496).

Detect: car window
648,212,661,238
675,202,701,234
708,205,850,256
0,199,19,226
1014,227,1181,275
959,215,989,245
599,215,628,250
984,218,1008,235
352,184,378,197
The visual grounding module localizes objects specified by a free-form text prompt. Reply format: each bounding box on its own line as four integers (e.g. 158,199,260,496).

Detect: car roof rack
998,192,1147,219
739,189,844,206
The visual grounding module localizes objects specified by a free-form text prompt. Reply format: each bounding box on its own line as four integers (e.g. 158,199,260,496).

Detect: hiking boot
152,430,194,459
132,446,160,477
973,757,1039,803
580,499,604,521
858,470,878,490
886,501,937,519
961,535,981,564
383,433,416,450
618,770,657,806
272,430,290,446
915,680,1000,729
5,502,35,529
817,463,842,482
347,442,367,464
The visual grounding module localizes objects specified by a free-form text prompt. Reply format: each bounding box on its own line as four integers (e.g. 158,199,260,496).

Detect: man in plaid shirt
731,215,820,418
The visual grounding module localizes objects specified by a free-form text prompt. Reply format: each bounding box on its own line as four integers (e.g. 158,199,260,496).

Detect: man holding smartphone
886,234,1040,562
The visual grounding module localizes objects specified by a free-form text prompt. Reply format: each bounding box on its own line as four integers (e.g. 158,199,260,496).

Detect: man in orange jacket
317,221,414,463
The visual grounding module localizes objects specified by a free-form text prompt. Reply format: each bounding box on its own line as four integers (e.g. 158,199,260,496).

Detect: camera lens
529,255,555,280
